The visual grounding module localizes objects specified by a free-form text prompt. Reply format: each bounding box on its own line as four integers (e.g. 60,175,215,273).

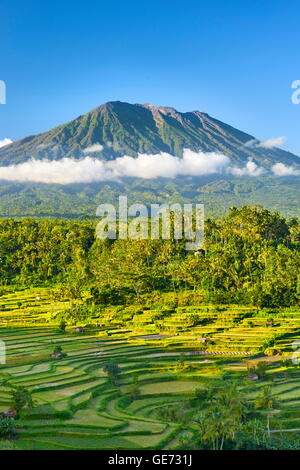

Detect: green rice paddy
1,288,300,449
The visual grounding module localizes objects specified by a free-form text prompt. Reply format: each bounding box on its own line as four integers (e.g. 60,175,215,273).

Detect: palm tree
255,385,278,437
194,382,248,449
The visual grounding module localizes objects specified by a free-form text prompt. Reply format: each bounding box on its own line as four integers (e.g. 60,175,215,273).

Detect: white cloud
272,162,300,176
229,160,265,177
0,138,13,148
0,149,230,184
244,139,259,148
0,157,112,184
258,136,286,149
110,149,230,179
1,149,297,184
244,136,286,149
82,143,103,154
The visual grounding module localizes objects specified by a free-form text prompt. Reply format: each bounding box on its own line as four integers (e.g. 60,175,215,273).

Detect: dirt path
248,355,292,363
271,428,300,433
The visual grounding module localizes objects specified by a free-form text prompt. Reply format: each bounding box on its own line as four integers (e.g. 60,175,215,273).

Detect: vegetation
1,101,298,168
0,417,17,439
0,101,299,218
0,312,300,450
9,386,34,414
0,176,299,218
0,205,299,450
0,206,298,309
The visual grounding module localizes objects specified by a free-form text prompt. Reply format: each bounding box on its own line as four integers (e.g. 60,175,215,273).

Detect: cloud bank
0,138,13,148
0,148,297,184
0,150,231,183
110,150,230,178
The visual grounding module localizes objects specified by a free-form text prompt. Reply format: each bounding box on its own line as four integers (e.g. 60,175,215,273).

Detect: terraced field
1,289,300,449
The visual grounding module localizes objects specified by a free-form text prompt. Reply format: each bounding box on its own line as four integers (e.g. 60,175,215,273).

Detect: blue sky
1,0,300,154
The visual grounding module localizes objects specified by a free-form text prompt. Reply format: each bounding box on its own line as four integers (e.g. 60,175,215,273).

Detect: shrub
0,417,17,438
10,386,34,413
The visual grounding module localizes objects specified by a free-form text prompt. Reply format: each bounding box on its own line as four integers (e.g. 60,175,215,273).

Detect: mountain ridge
0,101,299,169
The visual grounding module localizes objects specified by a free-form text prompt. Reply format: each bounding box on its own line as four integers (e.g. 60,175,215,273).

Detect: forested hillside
0,206,299,309
0,175,299,219
0,205,300,451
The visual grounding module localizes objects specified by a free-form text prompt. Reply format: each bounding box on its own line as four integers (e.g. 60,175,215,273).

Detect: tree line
0,205,299,308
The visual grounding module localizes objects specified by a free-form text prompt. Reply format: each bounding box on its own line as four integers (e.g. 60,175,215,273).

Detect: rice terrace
0,205,299,451
1,1,300,455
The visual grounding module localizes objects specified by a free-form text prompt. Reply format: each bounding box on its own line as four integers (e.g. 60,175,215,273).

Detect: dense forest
0,205,299,309
0,175,299,219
